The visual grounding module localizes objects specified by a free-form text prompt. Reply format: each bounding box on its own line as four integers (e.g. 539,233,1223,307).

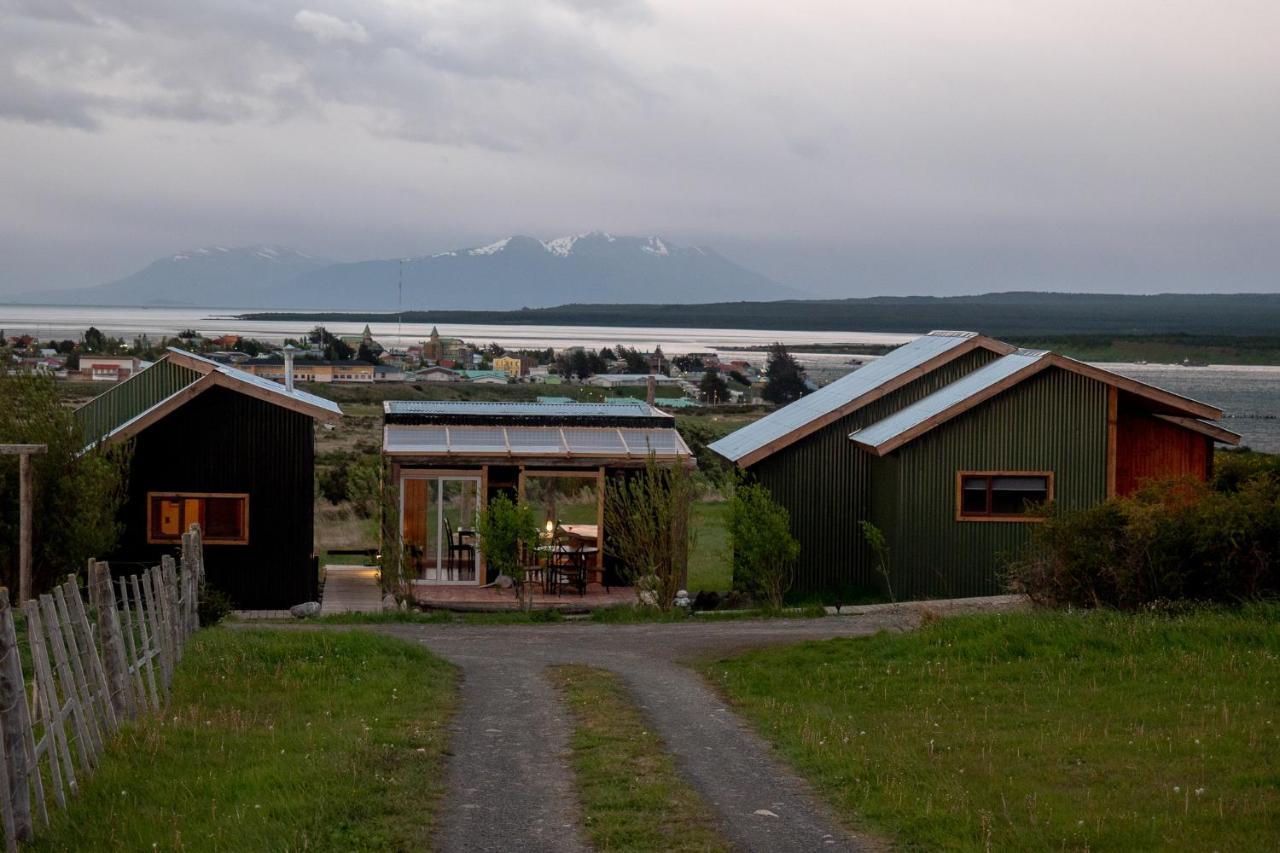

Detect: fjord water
4,304,1278,452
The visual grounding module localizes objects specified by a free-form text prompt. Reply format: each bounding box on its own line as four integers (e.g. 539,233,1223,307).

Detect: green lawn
688,500,730,593
31,628,457,852
550,665,729,852
703,607,1280,851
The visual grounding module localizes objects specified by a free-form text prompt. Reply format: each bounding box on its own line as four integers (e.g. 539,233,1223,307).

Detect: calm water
4,304,1278,452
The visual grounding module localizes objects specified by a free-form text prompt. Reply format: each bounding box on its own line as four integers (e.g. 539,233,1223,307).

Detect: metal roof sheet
707,332,983,463
171,348,342,417
384,400,669,420
383,424,691,458
850,349,1049,450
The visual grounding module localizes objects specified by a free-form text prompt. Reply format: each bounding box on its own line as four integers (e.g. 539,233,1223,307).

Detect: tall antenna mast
397,258,404,347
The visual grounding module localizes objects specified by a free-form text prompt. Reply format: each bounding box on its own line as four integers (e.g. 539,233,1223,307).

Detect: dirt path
374,597,1021,852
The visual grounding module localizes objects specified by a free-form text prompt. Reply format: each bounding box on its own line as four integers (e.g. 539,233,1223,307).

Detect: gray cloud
0,0,1277,297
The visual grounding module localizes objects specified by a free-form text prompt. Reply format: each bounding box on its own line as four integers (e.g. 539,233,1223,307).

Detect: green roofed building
709,331,1240,601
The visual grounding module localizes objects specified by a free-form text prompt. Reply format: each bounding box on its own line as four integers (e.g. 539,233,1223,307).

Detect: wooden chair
546,530,588,597
443,517,475,581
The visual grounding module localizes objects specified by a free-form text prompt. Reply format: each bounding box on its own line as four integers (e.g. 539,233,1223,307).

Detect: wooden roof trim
93,372,220,448
1044,355,1221,420
203,371,342,423
853,357,1052,457
734,335,1014,468
1153,414,1241,445
162,348,217,375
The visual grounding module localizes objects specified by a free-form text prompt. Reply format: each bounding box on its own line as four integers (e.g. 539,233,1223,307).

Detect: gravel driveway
373,596,1021,852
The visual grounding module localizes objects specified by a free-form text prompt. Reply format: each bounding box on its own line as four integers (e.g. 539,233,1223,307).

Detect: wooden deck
410,581,633,612
320,566,383,615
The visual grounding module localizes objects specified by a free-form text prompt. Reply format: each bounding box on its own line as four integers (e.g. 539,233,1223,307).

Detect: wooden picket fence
0,524,205,851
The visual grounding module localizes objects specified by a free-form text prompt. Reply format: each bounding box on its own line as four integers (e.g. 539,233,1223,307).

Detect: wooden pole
0,445,48,606
89,561,132,720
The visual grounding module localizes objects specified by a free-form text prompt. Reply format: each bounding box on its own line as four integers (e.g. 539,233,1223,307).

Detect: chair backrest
443,516,455,546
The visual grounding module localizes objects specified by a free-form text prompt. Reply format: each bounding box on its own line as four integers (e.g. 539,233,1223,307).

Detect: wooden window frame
147,491,250,545
954,471,1053,523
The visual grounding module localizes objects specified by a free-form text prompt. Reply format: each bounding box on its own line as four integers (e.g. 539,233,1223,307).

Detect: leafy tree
356,342,377,364
0,372,131,594
699,369,729,404
728,481,800,609
728,369,750,386
615,345,649,373
83,326,107,353
762,343,809,405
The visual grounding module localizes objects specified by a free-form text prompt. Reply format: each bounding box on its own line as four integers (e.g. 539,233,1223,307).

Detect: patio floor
321,566,383,615
410,581,634,611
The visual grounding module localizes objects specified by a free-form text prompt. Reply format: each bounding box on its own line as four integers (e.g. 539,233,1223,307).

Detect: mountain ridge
12,232,797,309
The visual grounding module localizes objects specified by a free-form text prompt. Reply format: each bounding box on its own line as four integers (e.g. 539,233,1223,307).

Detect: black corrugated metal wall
112,386,317,609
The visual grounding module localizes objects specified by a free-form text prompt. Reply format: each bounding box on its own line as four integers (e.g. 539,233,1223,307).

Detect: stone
382,593,399,613
290,601,321,618
637,589,658,607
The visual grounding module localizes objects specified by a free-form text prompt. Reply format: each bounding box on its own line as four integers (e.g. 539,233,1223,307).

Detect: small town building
240,356,375,383
415,366,461,382
710,331,1241,601
382,401,693,598
423,326,467,362
75,348,342,608
459,369,510,384
493,355,528,378
80,355,140,381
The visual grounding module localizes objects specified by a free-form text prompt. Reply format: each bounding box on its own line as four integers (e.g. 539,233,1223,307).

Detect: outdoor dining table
533,543,600,595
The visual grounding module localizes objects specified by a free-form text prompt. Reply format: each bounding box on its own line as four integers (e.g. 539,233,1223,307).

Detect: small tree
604,456,696,610
858,520,894,603
728,482,799,609
762,343,809,405
477,494,541,610
699,369,729,404
0,371,131,593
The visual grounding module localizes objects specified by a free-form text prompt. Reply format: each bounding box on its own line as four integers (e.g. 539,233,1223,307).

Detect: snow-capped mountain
281,232,794,309
15,233,797,309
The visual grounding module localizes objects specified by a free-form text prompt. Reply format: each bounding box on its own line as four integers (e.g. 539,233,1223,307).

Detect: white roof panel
851,349,1049,450
708,332,985,464
169,348,342,417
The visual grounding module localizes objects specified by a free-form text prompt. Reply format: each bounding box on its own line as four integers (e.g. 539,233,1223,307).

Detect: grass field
31,629,456,852
550,665,729,852
688,500,730,592
703,607,1280,851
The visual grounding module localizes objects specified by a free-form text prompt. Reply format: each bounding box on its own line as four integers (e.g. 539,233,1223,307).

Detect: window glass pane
205,497,246,541
990,476,1048,514
960,477,989,514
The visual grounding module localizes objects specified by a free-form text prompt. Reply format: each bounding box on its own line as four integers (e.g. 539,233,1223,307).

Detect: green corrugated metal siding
752,348,1000,598
75,358,201,445
872,366,1107,599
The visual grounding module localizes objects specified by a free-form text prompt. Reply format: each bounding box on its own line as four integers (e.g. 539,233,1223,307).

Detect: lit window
957,473,1051,520
148,492,249,544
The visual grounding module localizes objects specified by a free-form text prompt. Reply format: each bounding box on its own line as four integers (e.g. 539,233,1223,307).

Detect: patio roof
383,399,674,428
383,423,692,461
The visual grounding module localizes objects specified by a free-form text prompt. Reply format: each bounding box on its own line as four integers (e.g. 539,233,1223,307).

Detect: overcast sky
2,0,1278,298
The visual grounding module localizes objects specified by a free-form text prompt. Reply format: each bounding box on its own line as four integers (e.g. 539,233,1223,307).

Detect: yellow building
493,356,525,378
241,359,375,383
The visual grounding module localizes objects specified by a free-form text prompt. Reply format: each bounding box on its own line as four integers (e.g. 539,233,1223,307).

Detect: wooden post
0,445,47,606
127,575,161,709
50,587,104,753
89,561,132,720
0,591,32,845
37,595,95,773
23,602,73,803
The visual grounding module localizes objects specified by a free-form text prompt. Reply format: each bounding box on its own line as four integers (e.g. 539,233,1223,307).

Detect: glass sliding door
401,473,482,584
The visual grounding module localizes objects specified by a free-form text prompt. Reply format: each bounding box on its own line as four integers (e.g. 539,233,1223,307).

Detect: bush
727,482,799,609
604,457,697,610
476,494,540,610
197,583,234,626
1007,475,1280,608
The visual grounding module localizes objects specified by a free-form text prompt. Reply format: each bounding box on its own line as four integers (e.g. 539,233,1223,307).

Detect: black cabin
75,349,342,609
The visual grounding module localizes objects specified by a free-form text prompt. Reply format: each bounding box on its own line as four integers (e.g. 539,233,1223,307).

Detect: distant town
1,321,848,408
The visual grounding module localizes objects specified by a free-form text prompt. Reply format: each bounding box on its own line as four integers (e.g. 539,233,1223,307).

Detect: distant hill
21,245,331,307
13,232,796,309
243,291,1280,338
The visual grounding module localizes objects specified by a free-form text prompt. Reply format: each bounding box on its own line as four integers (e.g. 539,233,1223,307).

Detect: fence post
159,556,180,663
0,591,32,847
88,561,133,721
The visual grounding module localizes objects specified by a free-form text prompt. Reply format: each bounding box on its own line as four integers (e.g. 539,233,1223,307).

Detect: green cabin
709,331,1241,600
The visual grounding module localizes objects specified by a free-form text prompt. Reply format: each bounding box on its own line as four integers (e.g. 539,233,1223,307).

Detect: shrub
727,482,800,609
476,494,540,610
1007,475,1280,608
604,456,697,610
197,583,234,626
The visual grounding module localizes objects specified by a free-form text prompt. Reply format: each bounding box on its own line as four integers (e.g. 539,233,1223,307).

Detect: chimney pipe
646,374,656,406
282,344,297,392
